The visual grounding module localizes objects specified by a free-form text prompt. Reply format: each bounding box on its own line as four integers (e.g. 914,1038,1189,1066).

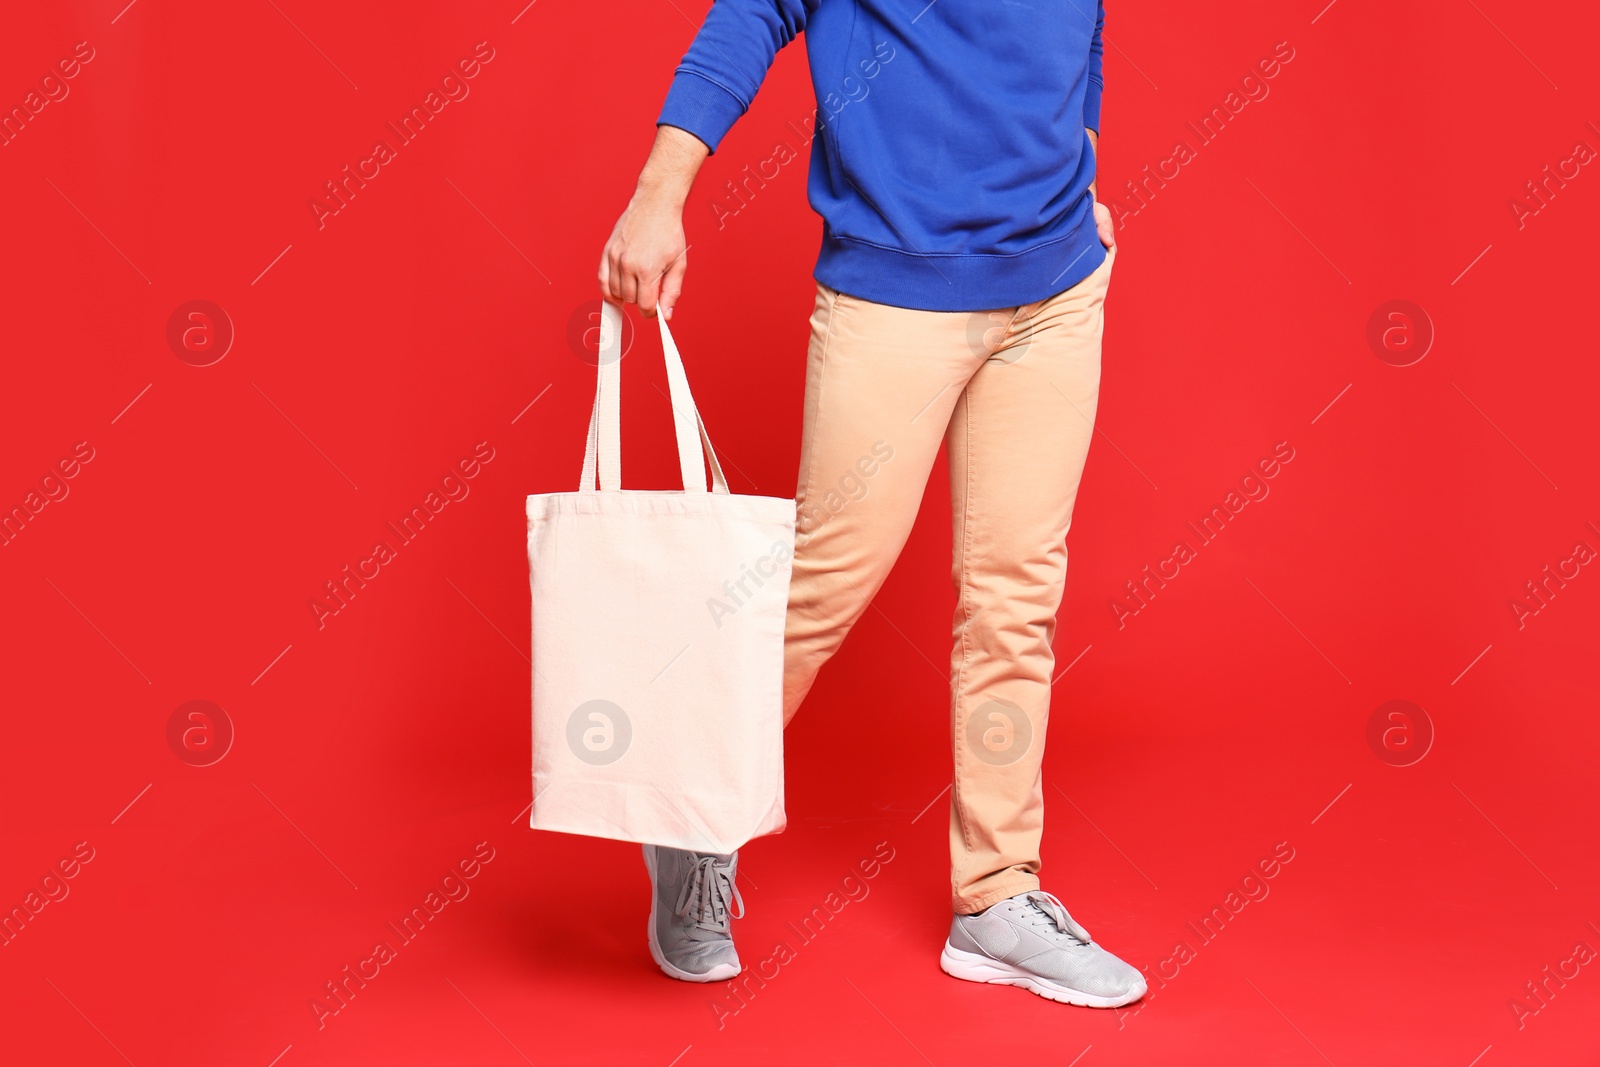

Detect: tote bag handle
579,302,730,494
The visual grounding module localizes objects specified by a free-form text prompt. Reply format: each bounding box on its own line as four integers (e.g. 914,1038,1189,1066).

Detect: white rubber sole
643,844,741,983
939,942,1146,1008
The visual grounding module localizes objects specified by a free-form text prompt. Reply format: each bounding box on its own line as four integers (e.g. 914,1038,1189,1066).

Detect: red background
2,1,1597,1064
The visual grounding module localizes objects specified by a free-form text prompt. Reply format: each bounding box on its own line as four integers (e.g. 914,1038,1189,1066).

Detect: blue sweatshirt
658,0,1106,312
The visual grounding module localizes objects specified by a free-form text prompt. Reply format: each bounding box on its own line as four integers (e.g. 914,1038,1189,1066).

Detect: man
599,0,1144,1008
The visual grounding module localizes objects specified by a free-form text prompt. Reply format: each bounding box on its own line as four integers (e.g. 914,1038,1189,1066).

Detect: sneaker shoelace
1017,890,1093,946
675,853,745,936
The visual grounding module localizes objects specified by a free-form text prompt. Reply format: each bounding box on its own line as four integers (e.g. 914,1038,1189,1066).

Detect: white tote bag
526,303,794,854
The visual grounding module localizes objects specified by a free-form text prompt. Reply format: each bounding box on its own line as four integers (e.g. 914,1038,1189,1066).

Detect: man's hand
600,195,688,321
1087,127,1114,249
1092,199,1115,249
599,125,709,320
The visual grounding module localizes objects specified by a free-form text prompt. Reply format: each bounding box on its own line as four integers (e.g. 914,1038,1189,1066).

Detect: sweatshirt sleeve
1083,0,1104,133
656,0,813,154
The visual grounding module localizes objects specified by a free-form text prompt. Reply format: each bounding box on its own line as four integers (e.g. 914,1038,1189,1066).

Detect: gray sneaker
940,890,1147,1008
642,844,744,982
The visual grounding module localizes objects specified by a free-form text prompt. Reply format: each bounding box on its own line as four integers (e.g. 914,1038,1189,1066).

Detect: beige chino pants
780,243,1116,914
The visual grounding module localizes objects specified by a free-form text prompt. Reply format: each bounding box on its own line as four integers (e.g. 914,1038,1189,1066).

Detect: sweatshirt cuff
657,70,748,155
1083,76,1103,134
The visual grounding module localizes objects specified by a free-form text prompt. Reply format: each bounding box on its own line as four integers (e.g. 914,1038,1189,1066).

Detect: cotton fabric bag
526,303,794,853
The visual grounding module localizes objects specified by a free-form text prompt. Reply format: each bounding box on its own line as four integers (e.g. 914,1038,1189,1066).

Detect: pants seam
796,284,838,549
950,370,978,905
783,284,840,730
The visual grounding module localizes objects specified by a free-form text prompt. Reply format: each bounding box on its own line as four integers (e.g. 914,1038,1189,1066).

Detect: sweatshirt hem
813,221,1107,312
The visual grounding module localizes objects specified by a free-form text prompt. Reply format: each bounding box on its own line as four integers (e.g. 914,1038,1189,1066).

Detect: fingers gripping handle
579,303,729,494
